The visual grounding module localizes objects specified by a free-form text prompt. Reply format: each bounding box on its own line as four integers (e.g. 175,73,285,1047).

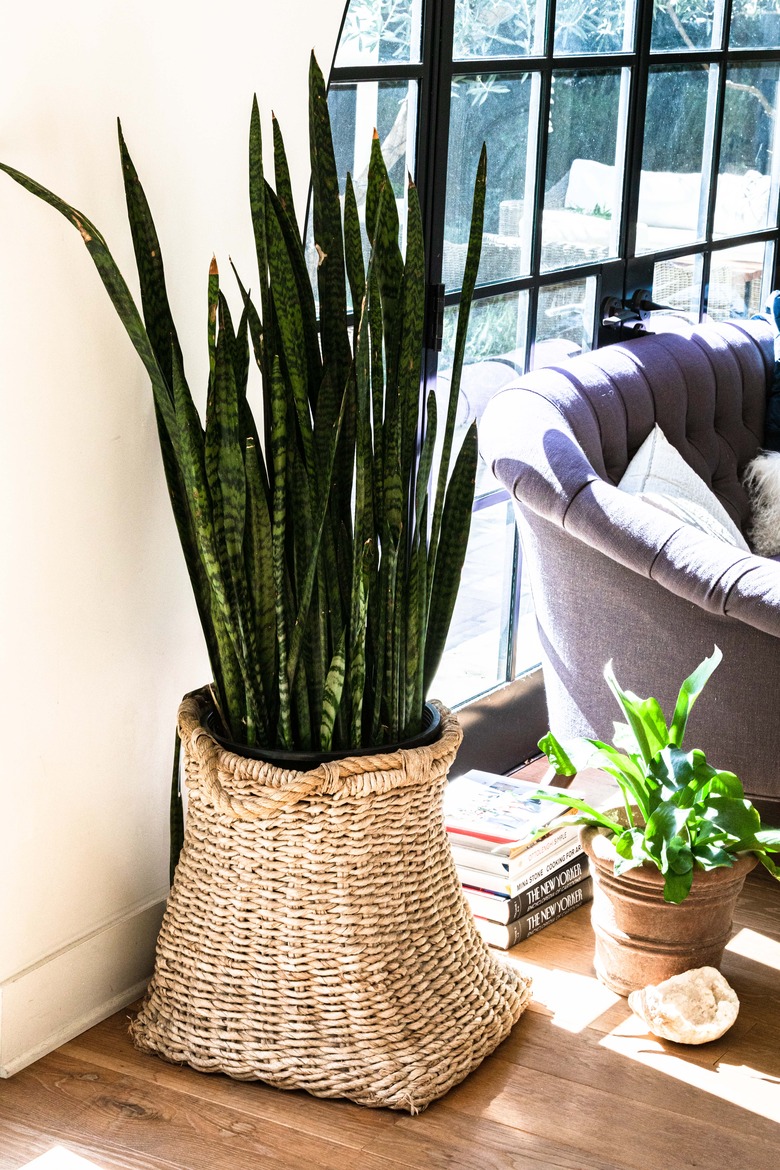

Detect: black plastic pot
204,701,442,771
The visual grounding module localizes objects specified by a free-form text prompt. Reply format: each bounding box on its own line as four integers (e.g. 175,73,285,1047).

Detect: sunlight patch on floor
725,927,780,969
19,1147,104,1170
505,956,621,1032
600,1022,780,1124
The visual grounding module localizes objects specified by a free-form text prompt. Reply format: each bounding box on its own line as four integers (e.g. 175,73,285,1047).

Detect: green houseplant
0,54,480,762
537,646,780,994
0,56,532,1110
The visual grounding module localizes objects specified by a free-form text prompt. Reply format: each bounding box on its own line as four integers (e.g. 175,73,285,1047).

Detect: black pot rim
203,701,442,770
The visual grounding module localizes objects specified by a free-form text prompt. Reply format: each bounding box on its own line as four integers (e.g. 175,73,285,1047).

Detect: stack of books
444,768,593,950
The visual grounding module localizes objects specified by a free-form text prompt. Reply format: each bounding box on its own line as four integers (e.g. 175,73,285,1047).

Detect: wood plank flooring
1,865,778,1170
2,763,779,1170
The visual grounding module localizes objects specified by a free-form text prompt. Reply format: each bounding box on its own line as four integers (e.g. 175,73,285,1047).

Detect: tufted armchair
480,318,780,818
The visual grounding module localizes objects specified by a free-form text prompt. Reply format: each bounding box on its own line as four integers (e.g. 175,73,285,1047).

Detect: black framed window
324,0,780,718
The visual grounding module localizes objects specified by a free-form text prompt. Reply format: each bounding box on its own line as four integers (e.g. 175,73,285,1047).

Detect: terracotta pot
581,822,757,997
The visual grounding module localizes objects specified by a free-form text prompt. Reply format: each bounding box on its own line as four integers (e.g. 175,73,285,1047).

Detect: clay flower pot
581,822,757,997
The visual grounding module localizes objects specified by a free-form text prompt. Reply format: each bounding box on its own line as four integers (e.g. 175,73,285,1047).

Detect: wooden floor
1,862,778,1170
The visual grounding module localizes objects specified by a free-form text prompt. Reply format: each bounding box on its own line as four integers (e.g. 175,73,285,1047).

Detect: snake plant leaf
390,557,407,740
382,402,403,551
244,435,277,706
265,173,322,404
272,112,296,225
344,172,366,315
349,540,373,744
0,160,177,441
309,53,351,402
211,298,273,743
404,533,427,732
170,343,248,737
233,302,251,405
415,391,437,531
265,182,316,482
270,356,292,749
320,628,346,751
207,256,219,386
424,420,478,692
288,374,348,689
368,265,385,531
230,265,274,486
354,263,375,551
308,54,350,395
397,178,426,517
249,95,274,388
169,728,184,884
429,144,486,573
293,655,313,750
117,120,184,391
367,145,404,387
0,162,247,725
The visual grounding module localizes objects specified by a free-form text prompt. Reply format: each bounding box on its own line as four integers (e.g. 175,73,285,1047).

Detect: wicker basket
131,690,531,1112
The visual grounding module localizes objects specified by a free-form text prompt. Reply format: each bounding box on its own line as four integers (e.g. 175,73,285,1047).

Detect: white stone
628,966,739,1045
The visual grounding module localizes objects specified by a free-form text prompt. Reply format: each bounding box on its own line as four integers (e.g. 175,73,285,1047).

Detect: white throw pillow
619,425,750,550
742,450,780,557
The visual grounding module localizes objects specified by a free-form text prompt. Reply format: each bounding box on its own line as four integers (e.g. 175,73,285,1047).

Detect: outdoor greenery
537,648,780,903
0,54,486,754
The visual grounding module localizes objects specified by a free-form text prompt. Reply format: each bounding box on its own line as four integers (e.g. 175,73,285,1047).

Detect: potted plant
537,646,780,996
0,56,531,1109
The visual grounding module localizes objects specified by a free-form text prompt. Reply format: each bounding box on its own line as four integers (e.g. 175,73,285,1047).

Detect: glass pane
307,81,418,301
636,66,713,255
541,70,627,273
514,567,542,680
444,74,536,291
651,0,718,51
554,0,634,55
532,277,597,367
714,64,780,239
653,253,704,317
430,500,516,707
439,290,529,495
453,0,544,60
730,0,780,49
335,0,422,66
707,241,770,319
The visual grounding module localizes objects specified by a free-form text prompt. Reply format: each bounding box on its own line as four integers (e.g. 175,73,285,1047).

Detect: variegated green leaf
244,435,277,708
429,145,485,578
424,421,478,692
270,357,292,748
248,95,274,388
344,172,366,316
118,121,184,390
308,53,351,403
272,112,296,224
320,628,346,751
265,183,315,480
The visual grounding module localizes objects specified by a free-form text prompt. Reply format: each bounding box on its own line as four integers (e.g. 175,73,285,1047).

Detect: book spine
482,854,589,922
456,835,584,897
476,877,593,949
463,853,588,922
448,823,580,873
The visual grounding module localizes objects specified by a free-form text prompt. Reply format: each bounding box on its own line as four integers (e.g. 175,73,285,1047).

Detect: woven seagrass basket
131,690,532,1112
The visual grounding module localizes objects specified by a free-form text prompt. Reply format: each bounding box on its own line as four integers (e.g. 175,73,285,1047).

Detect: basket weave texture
131,690,531,1111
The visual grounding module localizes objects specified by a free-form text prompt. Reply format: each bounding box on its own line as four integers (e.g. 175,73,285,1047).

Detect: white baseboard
0,896,167,1077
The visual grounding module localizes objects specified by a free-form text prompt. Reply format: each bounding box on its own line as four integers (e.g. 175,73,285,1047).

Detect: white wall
0,0,345,1074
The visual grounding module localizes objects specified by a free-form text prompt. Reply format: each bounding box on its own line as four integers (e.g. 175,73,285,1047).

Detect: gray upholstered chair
480,318,780,818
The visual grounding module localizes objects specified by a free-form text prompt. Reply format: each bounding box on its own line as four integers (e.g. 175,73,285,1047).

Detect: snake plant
1,54,485,754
